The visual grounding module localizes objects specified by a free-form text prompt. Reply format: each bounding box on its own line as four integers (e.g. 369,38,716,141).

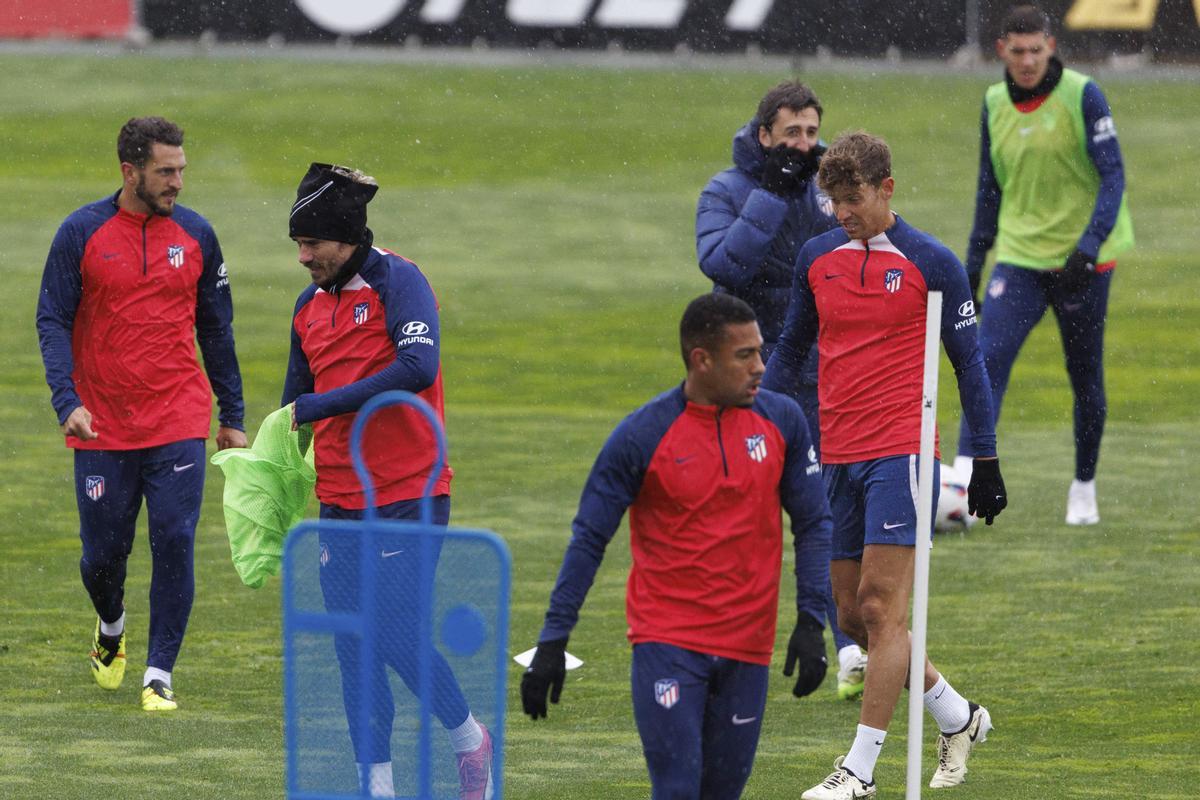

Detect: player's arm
696,169,790,291
935,252,996,458
522,413,654,719
280,293,316,408
965,102,1001,296
293,260,440,425
35,219,90,431
762,244,820,395
1075,81,1127,259
194,230,246,446
935,253,1007,523
776,400,834,697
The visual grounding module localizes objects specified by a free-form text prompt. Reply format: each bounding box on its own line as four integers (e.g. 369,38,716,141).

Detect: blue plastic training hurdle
282,390,510,799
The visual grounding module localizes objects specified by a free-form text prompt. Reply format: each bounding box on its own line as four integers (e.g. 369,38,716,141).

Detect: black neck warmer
326,228,374,294
1006,56,1064,104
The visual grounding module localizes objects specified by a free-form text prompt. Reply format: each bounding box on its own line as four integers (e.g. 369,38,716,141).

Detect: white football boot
1065,479,1099,525
802,756,877,799
930,703,992,788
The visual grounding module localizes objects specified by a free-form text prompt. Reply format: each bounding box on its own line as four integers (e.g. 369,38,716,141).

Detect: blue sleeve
280,294,315,407
927,249,998,457
538,413,655,642
761,243,820,395
966,102,1000,279
293,260,440,425
696,173,789,291
773,398,832,626
1076,81,1126,259
35,218,85,425
194,229,245,431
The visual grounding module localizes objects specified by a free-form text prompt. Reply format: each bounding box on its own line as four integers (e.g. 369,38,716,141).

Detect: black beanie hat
289,163,379,243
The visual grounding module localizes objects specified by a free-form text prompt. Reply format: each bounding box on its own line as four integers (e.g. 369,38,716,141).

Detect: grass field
0,49,1197,799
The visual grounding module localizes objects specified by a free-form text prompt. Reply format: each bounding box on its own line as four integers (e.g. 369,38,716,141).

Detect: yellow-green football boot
89,618,126,690
141,679,178,712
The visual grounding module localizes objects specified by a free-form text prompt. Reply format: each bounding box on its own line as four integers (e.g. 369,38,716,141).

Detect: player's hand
62,406,98,440
216,426,248,450
762,144,818,196
968,457,1007,525
1059,249,1096,294
782,614,827,697
521,638,567,719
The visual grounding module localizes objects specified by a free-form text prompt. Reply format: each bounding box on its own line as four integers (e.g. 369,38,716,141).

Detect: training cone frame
282,391,511,799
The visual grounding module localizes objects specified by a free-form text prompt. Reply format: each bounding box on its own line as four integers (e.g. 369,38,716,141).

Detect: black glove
1059,249,1096,294
782,614,827,697
520,638,567,719
967,457,1008,525
761,144,821,196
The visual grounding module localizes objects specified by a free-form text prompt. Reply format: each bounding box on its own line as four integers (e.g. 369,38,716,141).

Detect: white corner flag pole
906,290,942,800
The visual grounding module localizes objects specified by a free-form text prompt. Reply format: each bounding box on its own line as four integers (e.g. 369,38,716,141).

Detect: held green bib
986,68,1134,269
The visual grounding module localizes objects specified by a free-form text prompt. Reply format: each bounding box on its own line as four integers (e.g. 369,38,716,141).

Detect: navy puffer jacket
696,120,836,383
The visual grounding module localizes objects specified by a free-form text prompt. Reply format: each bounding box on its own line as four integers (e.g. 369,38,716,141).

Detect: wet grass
0,52,1196,798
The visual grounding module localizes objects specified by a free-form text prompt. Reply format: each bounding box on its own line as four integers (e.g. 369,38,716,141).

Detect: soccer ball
935,463,977,533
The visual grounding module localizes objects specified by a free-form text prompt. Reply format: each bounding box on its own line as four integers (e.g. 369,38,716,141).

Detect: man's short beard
135,177,174,217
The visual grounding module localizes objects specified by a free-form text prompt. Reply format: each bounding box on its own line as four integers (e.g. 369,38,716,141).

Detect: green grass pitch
0,50,1196,799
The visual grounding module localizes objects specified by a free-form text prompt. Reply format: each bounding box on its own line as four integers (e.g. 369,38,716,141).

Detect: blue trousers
631,642,769,800
74,439,206,672
958,263,1113,481
318,495,470,764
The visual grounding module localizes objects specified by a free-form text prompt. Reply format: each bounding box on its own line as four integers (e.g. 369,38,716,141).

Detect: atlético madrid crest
884,268,903,293
85,475,105,501
353,302,370,325
655,678,679,710
746,434,767,463
167,244,185,269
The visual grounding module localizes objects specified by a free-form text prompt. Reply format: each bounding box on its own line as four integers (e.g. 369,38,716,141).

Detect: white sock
842,724,886,784
924,675,970,734
837,644,864,672
143,667,171,688
448,712,483,754
356,762,394,798
100,612,125,637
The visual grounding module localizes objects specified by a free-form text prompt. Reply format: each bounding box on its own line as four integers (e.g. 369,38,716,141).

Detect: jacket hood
731,120,766,175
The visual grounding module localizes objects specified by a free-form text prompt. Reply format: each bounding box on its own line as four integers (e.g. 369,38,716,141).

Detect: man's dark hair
818,130,892,193
117,117,184,168
1000,4,1052,37
755,81,823,132
680,293,758,367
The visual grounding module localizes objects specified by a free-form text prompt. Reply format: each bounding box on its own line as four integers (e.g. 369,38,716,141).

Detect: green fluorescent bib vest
986,68,1134,269
210,405,315,588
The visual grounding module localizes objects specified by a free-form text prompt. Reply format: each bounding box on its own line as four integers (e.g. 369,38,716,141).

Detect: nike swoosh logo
1019,126,1035,136
172,463,195,473
1063,302,1082,312
824,273,844,280
675,455,695,464
381,550,404,558
102,252,120,260
882,521,906,530
731,715,757,725
306,319,319,328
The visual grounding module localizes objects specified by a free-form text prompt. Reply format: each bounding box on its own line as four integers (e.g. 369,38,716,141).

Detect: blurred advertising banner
0,0,133,38
74,0,1200,59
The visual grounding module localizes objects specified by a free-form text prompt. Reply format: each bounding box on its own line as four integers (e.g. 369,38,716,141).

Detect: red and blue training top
281,243,452,510
37,192,244,449
763,214,998,463
538,386,832,666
